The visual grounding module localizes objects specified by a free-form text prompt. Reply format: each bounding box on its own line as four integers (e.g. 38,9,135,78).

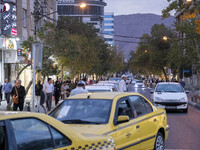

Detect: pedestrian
54,81,61,105
119,75,127,92
35,80,43,109
180,79,186,88
43,78,54,111
66,89,71,98
2,79,12,105
61,81,69,100
0,83,2,105
70,80,88,96
11,80,25,111
70,80,76,90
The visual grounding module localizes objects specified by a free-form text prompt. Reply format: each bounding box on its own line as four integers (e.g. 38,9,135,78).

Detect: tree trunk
25,79,33,98
17,64,31,79
161,66,168,81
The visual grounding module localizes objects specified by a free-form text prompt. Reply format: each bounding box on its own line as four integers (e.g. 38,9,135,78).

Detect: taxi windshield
49,99,112,124
156,84,184,93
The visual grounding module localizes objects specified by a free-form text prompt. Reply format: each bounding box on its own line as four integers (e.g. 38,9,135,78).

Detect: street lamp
186,0,192,3
80,2,87,8
144,50,148,53
162,36,168,41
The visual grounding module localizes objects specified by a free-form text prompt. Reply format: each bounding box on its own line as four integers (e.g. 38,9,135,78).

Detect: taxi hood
66,124,112,135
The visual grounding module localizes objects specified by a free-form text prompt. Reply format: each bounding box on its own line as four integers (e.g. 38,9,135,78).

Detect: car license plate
165,106,177,109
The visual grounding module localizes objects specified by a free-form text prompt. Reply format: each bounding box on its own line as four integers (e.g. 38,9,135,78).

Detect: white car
97,81,119,90
134,80,145,88
85,85,115,92
151,82,188,113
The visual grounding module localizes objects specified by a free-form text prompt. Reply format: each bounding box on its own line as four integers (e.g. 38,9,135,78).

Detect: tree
38,17,118,77
129,24,176,80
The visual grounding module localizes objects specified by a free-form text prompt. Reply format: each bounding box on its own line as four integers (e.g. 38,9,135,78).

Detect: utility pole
32,0,44,112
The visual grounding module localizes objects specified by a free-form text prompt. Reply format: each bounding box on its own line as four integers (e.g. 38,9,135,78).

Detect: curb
188,101,200,110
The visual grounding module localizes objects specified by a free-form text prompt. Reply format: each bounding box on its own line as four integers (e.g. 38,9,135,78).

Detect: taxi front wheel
154,132,165,150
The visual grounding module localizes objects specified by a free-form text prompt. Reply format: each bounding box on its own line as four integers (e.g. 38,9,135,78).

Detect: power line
103,33,141,39
114,39,140,43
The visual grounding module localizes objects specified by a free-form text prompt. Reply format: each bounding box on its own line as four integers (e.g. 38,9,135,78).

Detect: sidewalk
187,91,200,110
0,96,56,113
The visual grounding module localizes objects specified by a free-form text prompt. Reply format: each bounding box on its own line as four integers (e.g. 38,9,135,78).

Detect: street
128,84,200,149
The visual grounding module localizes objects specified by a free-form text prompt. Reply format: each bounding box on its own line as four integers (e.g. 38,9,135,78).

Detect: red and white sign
11,28,17,36
0,4,6,13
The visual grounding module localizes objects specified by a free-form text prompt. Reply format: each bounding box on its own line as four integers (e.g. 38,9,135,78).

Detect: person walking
11,80,25,111
2,79,12,105
54,81,61,105
0,83,2,105
119,75,127,92
61,81,69,100
43,78,53,111
70,80,88,96
35,80,43,109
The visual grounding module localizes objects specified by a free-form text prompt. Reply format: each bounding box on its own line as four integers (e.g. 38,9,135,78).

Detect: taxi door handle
136,125,140,129
126,132,131,137
154,119,157,122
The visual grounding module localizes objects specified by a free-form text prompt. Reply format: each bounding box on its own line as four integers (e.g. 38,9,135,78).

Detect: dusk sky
104,0,170,16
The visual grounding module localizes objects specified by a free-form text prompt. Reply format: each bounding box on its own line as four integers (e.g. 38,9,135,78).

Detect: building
57,0,107,36
104,12,114,46
0,0,57,87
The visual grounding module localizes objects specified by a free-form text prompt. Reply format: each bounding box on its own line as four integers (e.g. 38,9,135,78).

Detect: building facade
104,12,114,46
0,0,57,87
57,0,107,36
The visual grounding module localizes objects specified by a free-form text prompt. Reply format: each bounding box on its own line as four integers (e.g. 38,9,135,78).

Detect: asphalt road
128,84,200,150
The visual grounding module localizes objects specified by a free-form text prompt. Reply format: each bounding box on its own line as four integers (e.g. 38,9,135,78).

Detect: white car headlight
180,97,188,102
155,97,163,101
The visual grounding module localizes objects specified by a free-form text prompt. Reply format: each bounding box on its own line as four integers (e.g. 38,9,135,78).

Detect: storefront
0,37,20,85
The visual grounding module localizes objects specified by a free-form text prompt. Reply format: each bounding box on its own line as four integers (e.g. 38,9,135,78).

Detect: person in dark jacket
35,80,43,109
11,80,25,111
54,81,61,105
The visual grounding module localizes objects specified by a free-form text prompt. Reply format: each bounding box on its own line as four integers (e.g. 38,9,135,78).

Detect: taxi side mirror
117,115,129,124
150,90,154,94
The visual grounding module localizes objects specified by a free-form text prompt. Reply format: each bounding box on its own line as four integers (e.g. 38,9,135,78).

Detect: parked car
0,112,115,150
49,92,169,150
151,82,189,113
85,85,116,92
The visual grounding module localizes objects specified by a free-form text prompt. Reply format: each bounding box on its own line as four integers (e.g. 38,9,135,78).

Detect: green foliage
38,17,124,76
129,24,176,79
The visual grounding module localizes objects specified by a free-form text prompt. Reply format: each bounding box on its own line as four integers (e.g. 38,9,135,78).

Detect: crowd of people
0,77,89,112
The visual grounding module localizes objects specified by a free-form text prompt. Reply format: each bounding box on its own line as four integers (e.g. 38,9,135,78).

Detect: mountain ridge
114,13,175,59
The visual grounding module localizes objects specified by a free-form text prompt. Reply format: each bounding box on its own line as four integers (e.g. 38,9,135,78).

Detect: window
129,96,148,117
0,124,7,150
104,31,114,34
104,20,114,23
104,15,114,18
143,98,153,113
104,26,114,29
23,9,27,27
117,99,134,119
91,17,100,21
50,126,71,148
11,118,54,150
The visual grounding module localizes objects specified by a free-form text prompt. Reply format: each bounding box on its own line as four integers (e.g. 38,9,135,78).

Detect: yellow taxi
49,92,169,150
0,112,115,150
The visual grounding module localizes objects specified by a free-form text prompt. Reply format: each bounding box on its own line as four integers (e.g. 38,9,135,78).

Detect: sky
104,0,170,16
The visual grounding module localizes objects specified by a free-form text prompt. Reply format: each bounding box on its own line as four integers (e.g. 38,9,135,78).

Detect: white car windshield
156,84,184,93
49,99,112,124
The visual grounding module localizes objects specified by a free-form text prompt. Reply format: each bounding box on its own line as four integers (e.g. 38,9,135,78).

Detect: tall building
104,12,114,46
57,0,107,36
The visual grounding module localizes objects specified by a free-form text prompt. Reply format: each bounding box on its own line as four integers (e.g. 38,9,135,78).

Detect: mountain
114,13,175,59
